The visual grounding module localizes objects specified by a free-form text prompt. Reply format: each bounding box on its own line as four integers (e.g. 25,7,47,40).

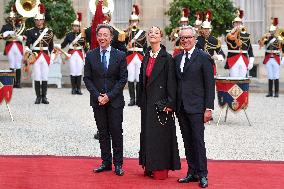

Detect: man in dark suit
175,26,215,188
84,24,128,176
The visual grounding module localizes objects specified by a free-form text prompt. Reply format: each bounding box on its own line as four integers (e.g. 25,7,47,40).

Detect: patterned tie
102,50,107,71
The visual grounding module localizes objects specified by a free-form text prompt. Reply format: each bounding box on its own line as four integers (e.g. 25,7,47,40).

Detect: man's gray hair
179,25,197,37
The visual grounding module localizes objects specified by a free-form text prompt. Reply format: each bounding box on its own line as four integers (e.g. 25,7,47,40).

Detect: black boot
94,131,99,140
128,82,135,106
76,75,83,95
41,81,49,104
10,68,16,87
14,69,22,88
70,75,76,95
135,82,140,106
274,79,279,97
266,79,273,97
34,81,41,104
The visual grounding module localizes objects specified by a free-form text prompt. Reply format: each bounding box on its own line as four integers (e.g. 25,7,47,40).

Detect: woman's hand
163,107,173,112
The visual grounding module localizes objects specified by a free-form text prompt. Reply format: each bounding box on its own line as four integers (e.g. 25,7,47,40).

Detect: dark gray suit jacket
83,47,128,108
174,47,215,114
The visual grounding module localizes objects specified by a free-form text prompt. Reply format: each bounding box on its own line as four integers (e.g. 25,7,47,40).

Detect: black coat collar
143,45,168,87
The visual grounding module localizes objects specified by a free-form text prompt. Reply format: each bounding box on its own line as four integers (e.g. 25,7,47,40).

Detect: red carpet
0,156,283,189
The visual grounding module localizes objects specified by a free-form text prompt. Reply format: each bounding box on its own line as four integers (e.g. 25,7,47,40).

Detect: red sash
69,50,84,61
5,41,23,55
227,54,249,69
34,52,51,65
126,52,143,65
263,54,280,65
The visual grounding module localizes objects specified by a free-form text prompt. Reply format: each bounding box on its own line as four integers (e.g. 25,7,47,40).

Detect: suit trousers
177,105,208,178
93,104,124,166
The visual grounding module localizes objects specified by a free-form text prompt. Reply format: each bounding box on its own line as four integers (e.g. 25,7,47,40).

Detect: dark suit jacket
83,47,128,109
174,47,215,114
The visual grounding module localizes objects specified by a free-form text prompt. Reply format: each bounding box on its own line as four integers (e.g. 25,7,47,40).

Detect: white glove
212,54,224,61
54,43,61,49
24,46,32,53
216,54,224,61
212,54,218,60
3,31,15,38
16,35,24,42
248,57,254,70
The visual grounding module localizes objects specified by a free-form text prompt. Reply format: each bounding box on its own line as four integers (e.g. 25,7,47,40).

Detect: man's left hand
204,110,212,123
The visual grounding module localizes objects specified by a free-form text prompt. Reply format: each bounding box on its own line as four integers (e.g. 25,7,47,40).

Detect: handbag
154,99,175,126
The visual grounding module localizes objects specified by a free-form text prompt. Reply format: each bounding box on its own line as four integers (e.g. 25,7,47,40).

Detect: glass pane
113,0,132,30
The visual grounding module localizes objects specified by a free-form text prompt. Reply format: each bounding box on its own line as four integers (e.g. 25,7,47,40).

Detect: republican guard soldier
59,13,85,95
0,6,25,88
225,10,254,78
259,18,284,97
196,11,225,75
170,8,189,57
25,4,54,104
125,5,147,106
194,11,203,36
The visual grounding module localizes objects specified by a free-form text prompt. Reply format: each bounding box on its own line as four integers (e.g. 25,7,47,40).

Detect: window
112,0,133,29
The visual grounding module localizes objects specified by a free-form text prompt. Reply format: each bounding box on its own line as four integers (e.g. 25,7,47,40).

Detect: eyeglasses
180,36,195,41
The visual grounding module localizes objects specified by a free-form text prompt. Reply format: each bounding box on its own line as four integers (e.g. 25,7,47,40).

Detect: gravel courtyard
0,88,283,161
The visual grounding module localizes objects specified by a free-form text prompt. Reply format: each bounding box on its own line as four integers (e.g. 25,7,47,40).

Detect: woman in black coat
138,26,180,179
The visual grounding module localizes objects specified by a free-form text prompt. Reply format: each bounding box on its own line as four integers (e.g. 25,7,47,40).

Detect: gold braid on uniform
39,30,53,47
204,38,221,53
240,35,250,48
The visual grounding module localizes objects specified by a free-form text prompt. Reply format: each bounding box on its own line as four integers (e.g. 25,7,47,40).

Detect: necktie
180,51,190,73
185,51,190,64
102,50,107,71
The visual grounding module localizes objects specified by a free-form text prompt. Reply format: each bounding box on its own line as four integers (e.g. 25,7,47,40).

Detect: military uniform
61,31,85,94
225,10,254,78
170,8,189,57
197,35,225,75
260,18,284,97
25,5,54,104
125,5,147,106
125,28,147,81
0,10,25,88
196,11,225,75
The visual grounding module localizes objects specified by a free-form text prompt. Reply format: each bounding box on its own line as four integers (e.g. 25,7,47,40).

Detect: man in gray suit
175,26,215,188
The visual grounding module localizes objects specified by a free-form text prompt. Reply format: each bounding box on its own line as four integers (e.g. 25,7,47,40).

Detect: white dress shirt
180,46,195,73
100,45,112,69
